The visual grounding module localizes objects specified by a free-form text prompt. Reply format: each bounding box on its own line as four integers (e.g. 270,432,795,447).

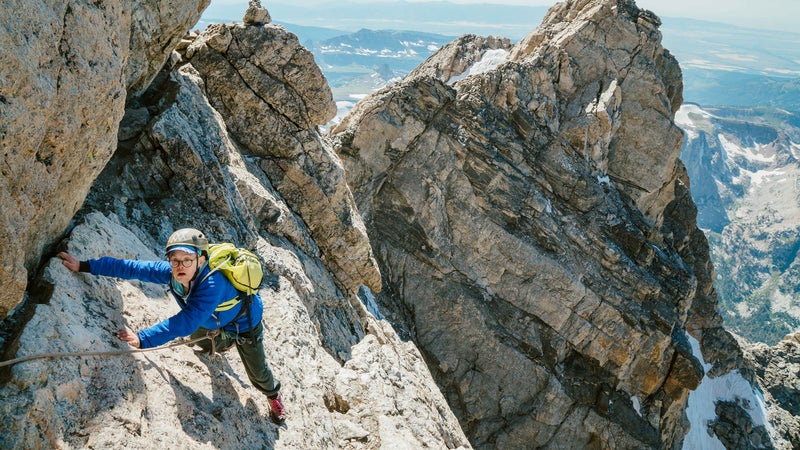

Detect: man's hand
57,252,80,272
117,327,141,349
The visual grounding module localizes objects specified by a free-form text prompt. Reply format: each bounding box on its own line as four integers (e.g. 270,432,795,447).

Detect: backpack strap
224,292,255,333
172,255,256,332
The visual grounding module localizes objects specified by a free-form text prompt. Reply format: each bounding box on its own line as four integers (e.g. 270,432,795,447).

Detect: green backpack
204,243,265,331
207,243,264,295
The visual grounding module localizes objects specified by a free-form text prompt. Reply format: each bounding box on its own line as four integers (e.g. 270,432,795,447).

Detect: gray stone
330,0,722,447
0,0,209,319
0,213,470,449
185,21,379,296
243,0,271,25
118,107,150,141
742,332,800,449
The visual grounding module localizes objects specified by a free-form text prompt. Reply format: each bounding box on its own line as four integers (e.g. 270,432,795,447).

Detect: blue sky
215,0,799,33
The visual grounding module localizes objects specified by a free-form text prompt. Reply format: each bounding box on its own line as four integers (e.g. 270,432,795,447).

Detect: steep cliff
0,0,210,319
330,0,742,447
0,3,468,449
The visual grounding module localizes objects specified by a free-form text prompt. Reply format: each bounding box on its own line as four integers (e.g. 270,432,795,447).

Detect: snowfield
683,334,774,449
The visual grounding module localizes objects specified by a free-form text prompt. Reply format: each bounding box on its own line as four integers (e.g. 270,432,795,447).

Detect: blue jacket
87,257,264,349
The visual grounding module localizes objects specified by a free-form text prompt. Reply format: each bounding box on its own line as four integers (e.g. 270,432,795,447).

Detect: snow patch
718,134,775,164
714,52,758,62
683,334,773,449
681,58,749,72
790,141,800,160
597,175,611,185
448,49,509,85
631,396,642,416
323,101,359,132
732,169,788,187
762,67,800,76
674,104,715,128
359,286,383,320
749,168,786,186
735,302,754,319
770,290,800,315
683,128,699,140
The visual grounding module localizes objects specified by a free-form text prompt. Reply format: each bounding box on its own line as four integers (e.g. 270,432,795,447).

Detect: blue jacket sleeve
137,271,229,348
88,257,172,284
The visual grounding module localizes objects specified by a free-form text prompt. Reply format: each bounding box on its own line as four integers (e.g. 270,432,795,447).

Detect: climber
56,228,286,425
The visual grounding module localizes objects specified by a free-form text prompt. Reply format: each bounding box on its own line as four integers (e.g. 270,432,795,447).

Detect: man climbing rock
57,228,286,425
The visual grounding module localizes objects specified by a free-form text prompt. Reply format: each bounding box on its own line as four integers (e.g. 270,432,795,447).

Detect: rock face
743,332,800,449
331,0,736,447
0,0,210,319
0,213,468,449
183,20,380,296
0,8,468,450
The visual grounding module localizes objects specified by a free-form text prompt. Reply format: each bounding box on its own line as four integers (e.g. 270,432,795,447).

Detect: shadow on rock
167,350,278,449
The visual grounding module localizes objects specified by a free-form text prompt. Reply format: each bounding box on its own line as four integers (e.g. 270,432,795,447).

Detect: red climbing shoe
268,392,286,425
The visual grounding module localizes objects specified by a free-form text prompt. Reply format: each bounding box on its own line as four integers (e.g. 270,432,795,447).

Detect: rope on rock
0,334,212,368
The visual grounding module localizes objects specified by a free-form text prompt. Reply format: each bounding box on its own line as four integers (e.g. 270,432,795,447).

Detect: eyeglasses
169,258,197,268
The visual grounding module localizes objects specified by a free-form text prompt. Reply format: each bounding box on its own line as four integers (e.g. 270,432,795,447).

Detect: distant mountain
313,29,455,83
275,22,351,45
678,104,800,344
199,1,546,40
197,3,800,113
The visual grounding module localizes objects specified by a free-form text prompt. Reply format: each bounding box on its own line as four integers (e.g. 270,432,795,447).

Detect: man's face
168,250,204,285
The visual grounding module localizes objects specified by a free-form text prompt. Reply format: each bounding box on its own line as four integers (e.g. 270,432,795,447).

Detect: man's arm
58,252,172,284
137,276,226,348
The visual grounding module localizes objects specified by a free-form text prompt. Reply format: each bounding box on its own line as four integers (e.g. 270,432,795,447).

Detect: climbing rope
0,333,213,368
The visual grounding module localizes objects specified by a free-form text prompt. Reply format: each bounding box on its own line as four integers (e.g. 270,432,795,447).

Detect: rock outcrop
181,17,381,297
406,35,513,83
1,4,467,449
743,332,800,449
331,0,738,447
0,0,209,319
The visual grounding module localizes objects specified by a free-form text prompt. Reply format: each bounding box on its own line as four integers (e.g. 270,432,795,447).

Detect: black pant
191,321,281,397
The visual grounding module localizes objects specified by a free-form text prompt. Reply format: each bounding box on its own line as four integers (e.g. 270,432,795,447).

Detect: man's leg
234,321,280,396
234,321,284,423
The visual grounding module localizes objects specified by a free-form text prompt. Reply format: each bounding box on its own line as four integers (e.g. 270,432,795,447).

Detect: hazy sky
227,0,799,33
